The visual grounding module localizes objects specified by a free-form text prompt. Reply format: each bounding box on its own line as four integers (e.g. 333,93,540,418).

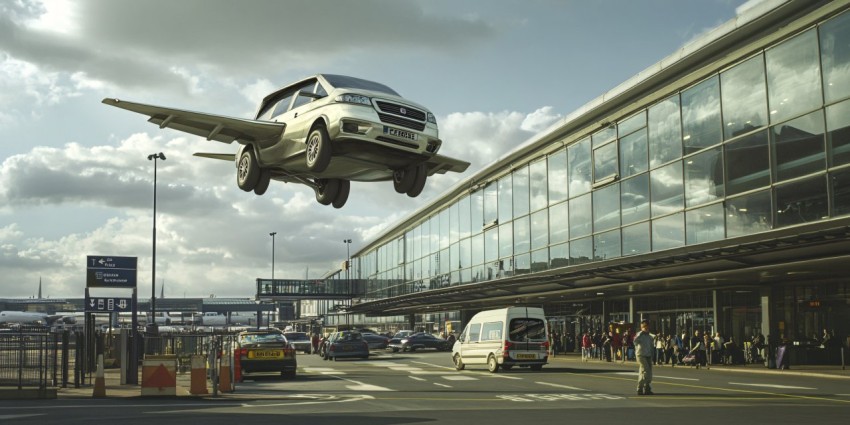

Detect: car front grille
377,113,426,131
376,101,426,121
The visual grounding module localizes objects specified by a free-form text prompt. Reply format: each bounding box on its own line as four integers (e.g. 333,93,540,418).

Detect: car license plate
384,126,417,141
516,353,536,360
248,350,283,359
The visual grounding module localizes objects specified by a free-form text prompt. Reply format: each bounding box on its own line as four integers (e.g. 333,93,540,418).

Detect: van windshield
508,318,547,342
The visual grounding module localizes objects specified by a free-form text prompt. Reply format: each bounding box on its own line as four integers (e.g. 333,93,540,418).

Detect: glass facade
356,10,850,300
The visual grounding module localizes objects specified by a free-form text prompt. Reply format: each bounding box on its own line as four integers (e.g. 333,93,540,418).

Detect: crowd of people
573,327,768,368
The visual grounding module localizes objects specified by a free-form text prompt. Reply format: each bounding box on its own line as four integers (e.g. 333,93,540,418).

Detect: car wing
424,153,470,176
101,98,285,144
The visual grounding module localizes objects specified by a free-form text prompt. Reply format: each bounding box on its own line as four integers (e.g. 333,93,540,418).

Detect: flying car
103,74,469,208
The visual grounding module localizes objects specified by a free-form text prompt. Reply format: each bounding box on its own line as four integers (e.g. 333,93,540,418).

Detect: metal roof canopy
350,220,850,316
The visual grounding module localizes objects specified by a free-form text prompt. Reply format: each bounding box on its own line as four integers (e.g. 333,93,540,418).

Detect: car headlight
401,339,409,344
335,94,372,106
427,112,437,125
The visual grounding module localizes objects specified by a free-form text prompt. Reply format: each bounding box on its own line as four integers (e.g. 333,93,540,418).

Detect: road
1,350,849,424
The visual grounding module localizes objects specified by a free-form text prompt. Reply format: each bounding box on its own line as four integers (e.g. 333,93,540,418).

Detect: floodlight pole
148,152,166,333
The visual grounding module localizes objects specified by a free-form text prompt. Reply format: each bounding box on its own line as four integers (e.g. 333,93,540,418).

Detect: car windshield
323,74,400,96
285,332,309,341
508,318,547,342
241,333,285,344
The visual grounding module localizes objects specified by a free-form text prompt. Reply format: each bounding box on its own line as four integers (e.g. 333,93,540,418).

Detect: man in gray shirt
633,320,654,395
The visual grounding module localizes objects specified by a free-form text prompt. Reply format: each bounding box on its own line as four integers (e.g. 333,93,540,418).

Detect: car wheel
315,179,340,205
487,355,500,373
332,179,350,209
406,163,427,198
453,354,465,371
236,149,260,191
306,125,332,173
402,345,410,352
253,169,271,195
392,165,417,194
530,364,543,371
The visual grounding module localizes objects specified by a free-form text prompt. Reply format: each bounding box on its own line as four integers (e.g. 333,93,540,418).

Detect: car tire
530,364,543,371
453,354,465,371
502,365,513,371
306,125,332,173
402,345,410,352
487,355,500,373
332,179,350,209
253,169,271,195
236,149,260,191
406,163,427,198
392,165,417,194
315,179,340,205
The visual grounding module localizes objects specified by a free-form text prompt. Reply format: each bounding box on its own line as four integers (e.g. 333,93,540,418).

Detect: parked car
236,329,297,378
393,330,415,339
325,331,370,361
284,332,313,354
361,333,390,350
387,333,449,352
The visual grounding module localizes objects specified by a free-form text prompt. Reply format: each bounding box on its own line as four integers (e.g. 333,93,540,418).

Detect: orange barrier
218,350,233,392
92,354,106,398
189,355,208,395
141,355,177,397
234,350,243,383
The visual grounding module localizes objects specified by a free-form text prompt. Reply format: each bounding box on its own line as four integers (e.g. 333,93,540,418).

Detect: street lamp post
147,152,166,333
270,232,277,281
343,238,352,294
267,232,276,329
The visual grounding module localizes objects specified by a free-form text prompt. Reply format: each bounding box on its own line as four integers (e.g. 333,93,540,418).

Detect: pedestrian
634,320,654,395
581,331,592,361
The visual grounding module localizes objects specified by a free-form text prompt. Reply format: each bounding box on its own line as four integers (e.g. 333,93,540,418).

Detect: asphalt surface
1,351,848,424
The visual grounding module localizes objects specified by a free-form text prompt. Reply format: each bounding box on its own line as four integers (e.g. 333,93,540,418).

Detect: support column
408,314,416,332
760,287,772,339
629,297,635,323
712,290,719,336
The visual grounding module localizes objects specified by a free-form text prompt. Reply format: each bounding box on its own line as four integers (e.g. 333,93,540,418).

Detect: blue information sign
86,255,137,288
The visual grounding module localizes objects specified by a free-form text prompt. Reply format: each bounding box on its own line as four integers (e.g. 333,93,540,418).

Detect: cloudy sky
0,0,749,300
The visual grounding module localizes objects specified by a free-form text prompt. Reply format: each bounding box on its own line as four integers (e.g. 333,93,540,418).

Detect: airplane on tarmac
103,74,470,208
0,311,77,326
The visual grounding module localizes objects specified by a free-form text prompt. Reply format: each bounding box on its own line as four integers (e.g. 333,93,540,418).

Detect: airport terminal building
326,1,850,355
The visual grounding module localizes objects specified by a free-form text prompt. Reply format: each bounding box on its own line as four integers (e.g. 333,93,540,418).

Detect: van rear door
508,318,548,360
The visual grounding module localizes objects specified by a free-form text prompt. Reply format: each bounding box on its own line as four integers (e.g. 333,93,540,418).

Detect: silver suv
104,74,469,208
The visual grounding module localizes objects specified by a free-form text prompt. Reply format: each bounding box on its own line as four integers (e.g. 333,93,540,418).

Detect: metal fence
1,327,241,390
142,332,237,372
0,328,76,390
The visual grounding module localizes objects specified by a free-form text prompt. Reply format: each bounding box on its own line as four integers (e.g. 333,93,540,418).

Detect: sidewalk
548,351,850,379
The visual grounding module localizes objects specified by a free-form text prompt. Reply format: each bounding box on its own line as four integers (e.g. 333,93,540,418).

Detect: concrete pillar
629,297,634,323
408,314,416,332
760,287,772,339
712,290,719,336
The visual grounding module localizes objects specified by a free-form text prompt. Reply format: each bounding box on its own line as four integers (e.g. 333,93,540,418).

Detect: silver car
103,74,469,208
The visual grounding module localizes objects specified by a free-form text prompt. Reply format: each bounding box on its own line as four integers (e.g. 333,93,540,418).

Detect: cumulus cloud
0,0,497,118
0,105,555,297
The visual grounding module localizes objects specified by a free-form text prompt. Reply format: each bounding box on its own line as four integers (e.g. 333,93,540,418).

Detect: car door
280,79,328,146
461,323,485,364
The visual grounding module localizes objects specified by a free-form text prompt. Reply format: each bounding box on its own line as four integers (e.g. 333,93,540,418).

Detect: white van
451,306,549,373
